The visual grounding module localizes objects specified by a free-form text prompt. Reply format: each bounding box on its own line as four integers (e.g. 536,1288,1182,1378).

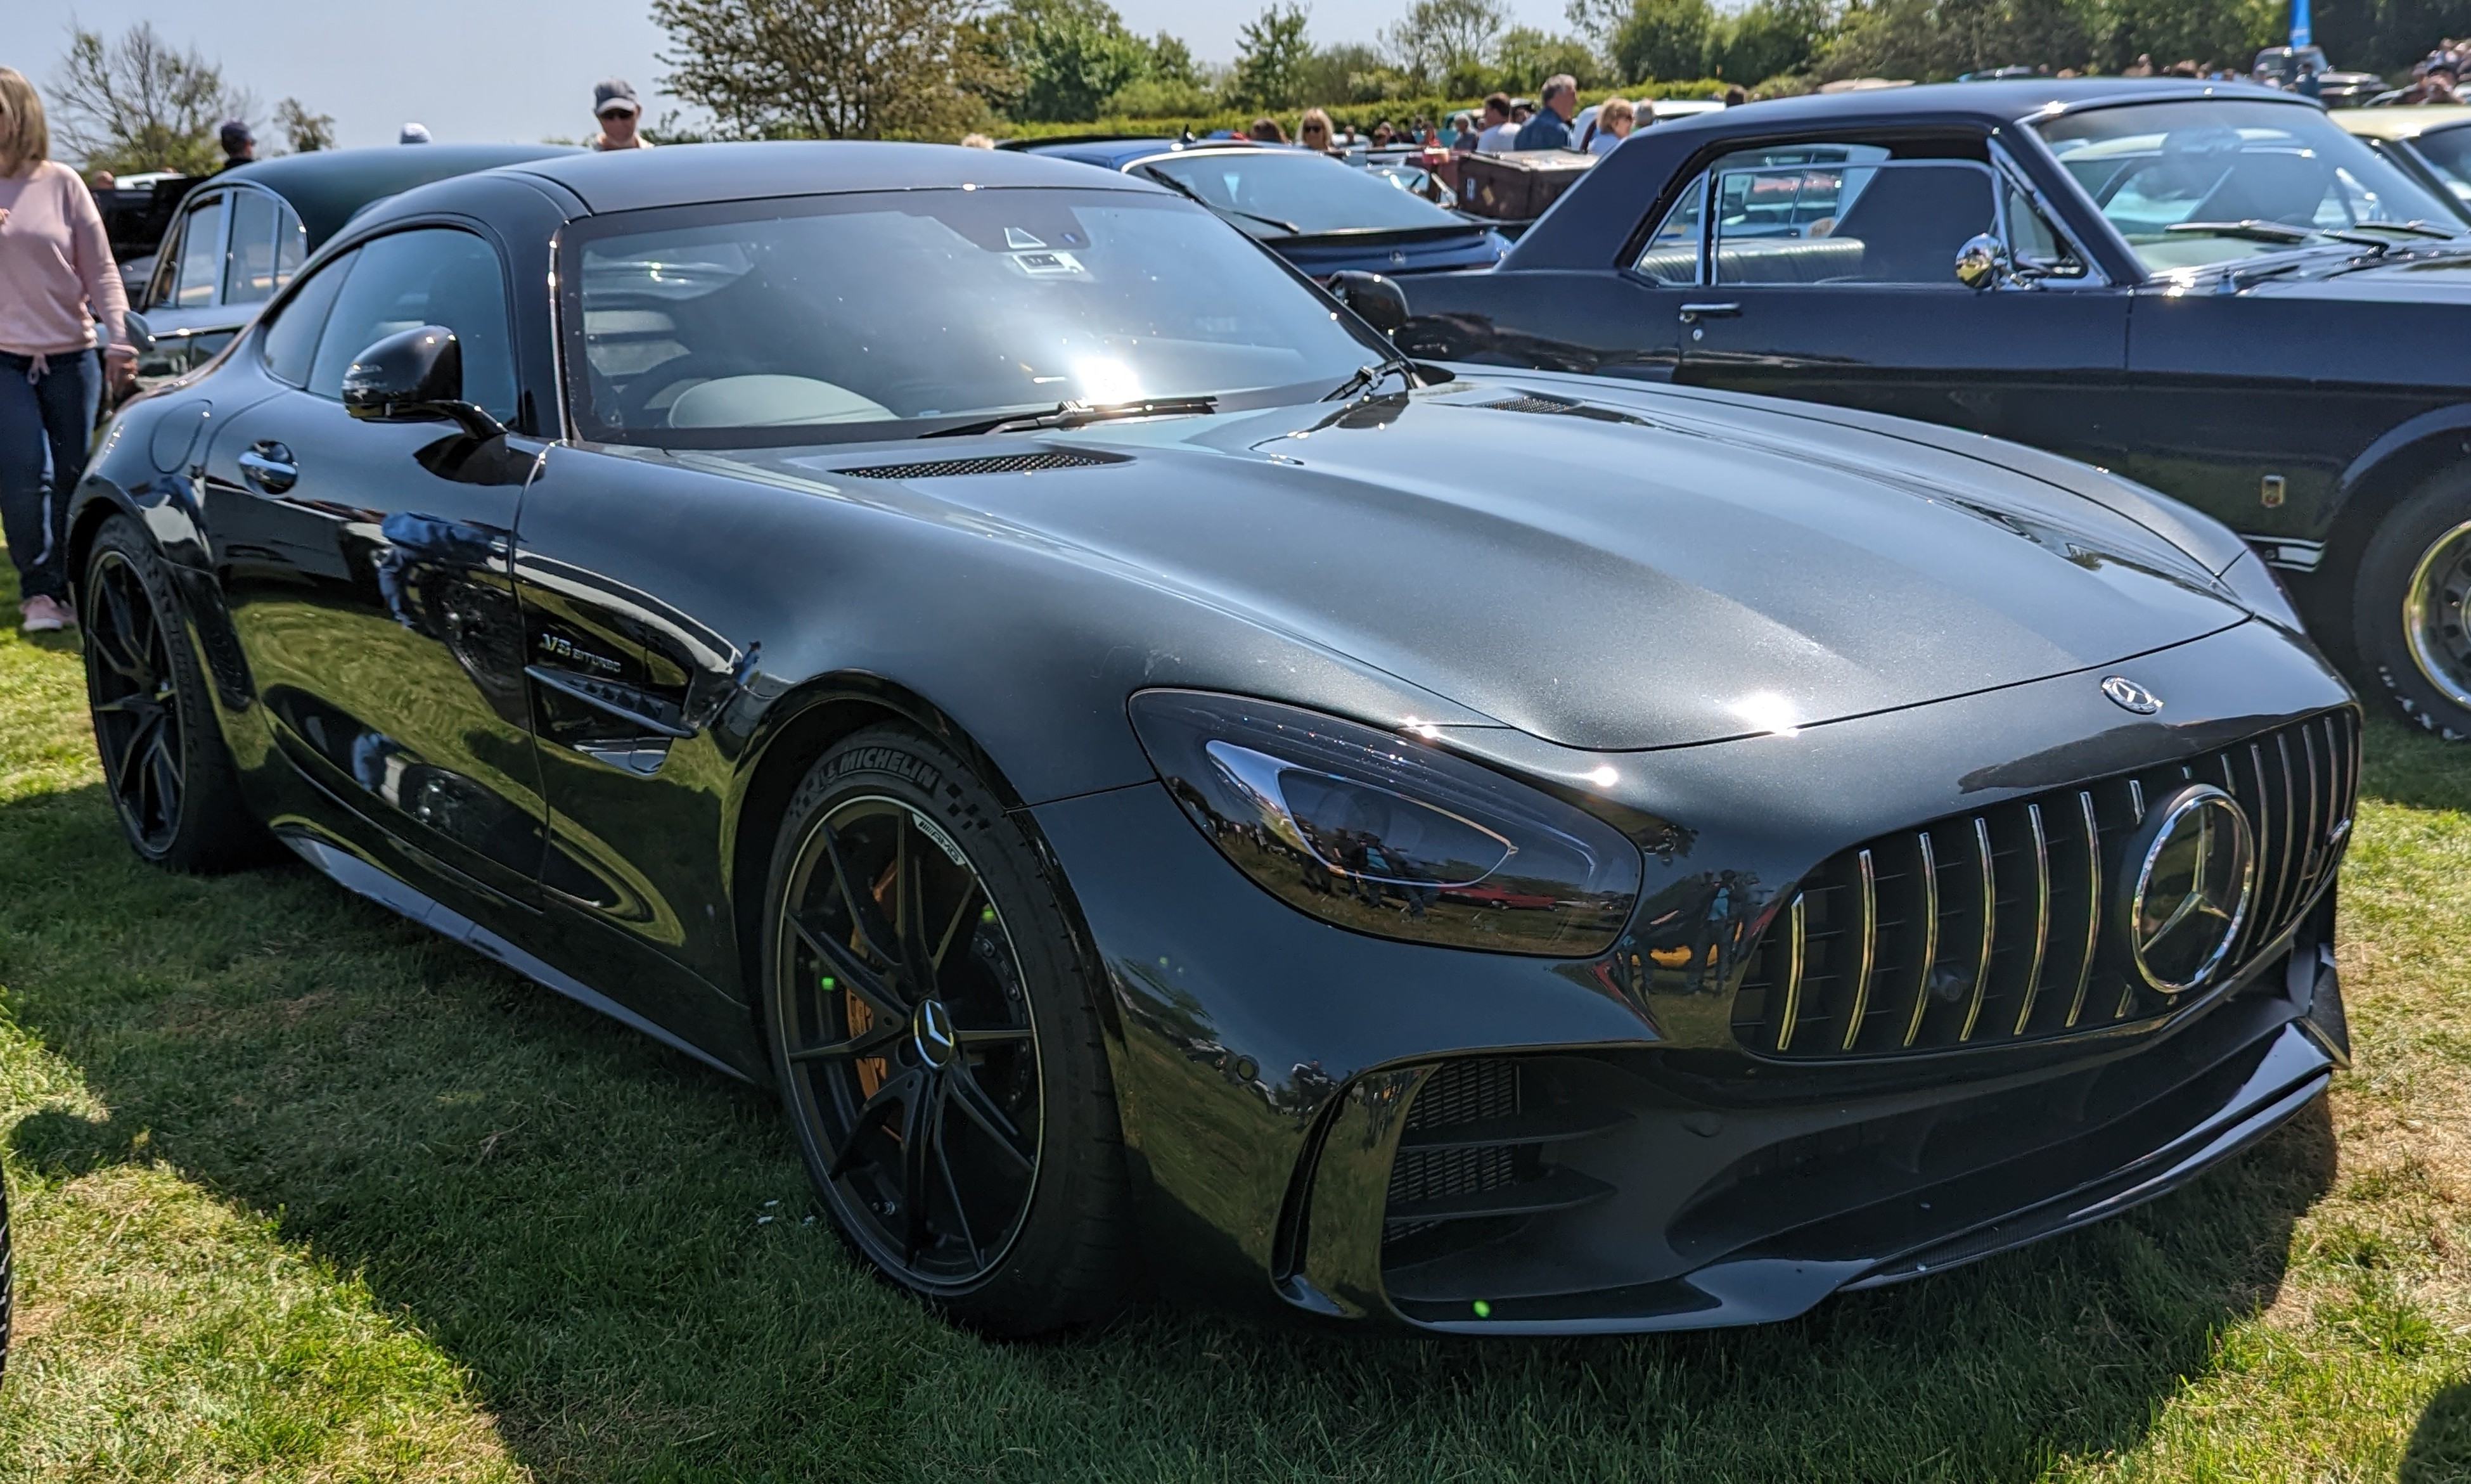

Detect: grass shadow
0,777,2341,1481
2402,1383,2471,1484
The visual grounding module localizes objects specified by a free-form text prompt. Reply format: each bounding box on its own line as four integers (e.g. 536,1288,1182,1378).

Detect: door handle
1678,302,1742,323
236,442,297,494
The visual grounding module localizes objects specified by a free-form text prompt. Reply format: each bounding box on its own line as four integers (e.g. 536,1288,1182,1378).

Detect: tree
2097,0,2276,70
1383,0,1508,88
1818,0,2091,79
987,0,1154,122
1493,27,1607,89
1710,0,1835,80
47,22,252,176
1230,3,1314,108
275,98,335,153
1613,0,1717,80
653,0,1001,140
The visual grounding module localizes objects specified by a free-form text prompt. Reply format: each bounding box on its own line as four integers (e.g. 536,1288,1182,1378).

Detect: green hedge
989,80,1737,143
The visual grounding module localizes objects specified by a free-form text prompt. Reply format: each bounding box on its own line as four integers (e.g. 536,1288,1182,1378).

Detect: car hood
2190,245,2471,302
721,378,2249,750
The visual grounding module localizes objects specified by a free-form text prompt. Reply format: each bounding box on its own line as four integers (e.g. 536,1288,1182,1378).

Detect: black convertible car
77,143,2355,1335
1382,79,2471,741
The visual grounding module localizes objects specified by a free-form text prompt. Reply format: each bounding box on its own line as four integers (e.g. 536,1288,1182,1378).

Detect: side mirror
1954,234,2012,291
341,324,505,440
119,310,157,354
1326,271,1409,335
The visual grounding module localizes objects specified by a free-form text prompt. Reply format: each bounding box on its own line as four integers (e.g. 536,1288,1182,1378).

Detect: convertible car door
198,224,551,903
1669,152,2131,468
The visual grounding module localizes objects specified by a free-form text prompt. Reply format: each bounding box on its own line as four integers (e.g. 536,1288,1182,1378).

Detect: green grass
0,566,2465,1482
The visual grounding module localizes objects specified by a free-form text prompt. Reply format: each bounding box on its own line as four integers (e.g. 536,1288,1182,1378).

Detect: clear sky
1,0,1577,151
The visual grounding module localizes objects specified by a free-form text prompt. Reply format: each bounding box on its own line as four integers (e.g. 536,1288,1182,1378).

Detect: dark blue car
1002,136,1506,278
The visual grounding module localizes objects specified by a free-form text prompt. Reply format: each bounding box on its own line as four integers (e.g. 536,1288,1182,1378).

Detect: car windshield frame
553,184,1399,450
2028,96,2465,273
1132,148,1469,237
2403,123,2471,209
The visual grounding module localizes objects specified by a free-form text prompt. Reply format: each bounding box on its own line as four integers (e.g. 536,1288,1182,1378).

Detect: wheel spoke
930,1096,982,1269
931,879,982,971
784,1019,906,1064
828,1067,918,1181
901,1078,935,1264
818,821,906,974
892,816,940,987
146,734,181,828
113,710,160,793
788,911,909,1023
945,1066,1035,1172
953,1026,1034,1046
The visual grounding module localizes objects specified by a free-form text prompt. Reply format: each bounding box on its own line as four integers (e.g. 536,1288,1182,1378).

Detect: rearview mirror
1954,234,2011,291
1326,271,1409,335
341,325,506,440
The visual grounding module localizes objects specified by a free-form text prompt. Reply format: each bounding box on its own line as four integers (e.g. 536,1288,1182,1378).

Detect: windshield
2032,98,2461,270
564,188,1388,445
1138,150,1463,236
2405,125,2471,209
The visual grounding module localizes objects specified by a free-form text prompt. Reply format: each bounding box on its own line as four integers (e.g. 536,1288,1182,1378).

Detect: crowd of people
1220,75,1757,163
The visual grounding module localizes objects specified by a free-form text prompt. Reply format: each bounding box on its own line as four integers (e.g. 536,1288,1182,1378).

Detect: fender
2332,401,2471,514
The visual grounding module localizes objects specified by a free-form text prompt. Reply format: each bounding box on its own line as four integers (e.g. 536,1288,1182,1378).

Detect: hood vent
832,449,1130,480
1483,392,1647,426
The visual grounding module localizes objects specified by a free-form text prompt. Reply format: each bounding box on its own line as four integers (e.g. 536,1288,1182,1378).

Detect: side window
305,229,518,421
260,247,359,386
222,190,278,305
1712,160,1994,286
272,203,307,291
2003,178,2088,279
171,195,226,309
1633,181,1702,285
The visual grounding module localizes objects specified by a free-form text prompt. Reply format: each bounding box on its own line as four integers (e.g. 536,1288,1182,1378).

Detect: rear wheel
761,726,1132,1334
2355,466,2471,739
80,515,273,871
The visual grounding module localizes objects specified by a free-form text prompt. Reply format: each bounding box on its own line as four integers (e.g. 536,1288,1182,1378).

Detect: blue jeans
0,349,101,603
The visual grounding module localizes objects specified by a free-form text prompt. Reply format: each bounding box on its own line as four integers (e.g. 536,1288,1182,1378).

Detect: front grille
831,449,1128,479
1386,1060,1522,1245
1733,708,2358,1059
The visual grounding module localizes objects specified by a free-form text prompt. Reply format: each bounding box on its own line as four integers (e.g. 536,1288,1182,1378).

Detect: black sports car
76,142,2355,1336
1378,79,2471,743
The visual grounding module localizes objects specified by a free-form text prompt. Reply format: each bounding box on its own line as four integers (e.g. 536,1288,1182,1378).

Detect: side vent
1382,1059,1621,1274
1482,392,1646,426
831,449,1131,480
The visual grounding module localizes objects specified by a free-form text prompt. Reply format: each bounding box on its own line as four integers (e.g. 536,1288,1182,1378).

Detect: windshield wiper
2343,219,2462,240
1135,166,1302,236
2164,219,2314,243
1322,360,1416,402
920,396,1218,438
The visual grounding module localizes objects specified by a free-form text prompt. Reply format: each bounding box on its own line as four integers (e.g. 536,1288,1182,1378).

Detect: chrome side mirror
341,324,505,440
1954,234,2011,291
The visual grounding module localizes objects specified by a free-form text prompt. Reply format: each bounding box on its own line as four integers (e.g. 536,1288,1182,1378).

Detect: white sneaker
19,596,72,632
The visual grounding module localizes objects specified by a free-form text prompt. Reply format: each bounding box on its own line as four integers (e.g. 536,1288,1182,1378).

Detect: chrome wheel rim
2404,518,2471,710
84,551,184,854
776,796,1041,1287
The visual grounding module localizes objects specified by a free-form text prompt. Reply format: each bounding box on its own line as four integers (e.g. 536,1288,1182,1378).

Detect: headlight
2219,546,2305,632
1127,691,1643,956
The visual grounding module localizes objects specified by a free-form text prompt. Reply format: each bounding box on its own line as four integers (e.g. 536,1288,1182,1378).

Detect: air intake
1482,392,1646,425
832,449,1129,479
1732,708,2359,1059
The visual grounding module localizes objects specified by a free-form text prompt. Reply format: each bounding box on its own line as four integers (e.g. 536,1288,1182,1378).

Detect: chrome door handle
1678,302,1741,323
237,442,297,494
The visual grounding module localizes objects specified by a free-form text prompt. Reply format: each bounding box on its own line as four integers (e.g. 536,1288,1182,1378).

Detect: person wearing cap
213,118,254,174
399,122,432,144
591,80,655,151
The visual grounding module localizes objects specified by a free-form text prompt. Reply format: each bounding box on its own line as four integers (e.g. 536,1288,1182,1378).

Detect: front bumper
1287,917,2342,1333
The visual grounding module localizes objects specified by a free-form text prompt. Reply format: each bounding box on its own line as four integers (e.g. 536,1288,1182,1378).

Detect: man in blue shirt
1512,76,1579,151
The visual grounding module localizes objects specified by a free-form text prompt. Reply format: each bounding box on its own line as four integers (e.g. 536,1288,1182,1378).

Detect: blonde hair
1298,107,1333,144
1600,98,1636,130
0,68,51,178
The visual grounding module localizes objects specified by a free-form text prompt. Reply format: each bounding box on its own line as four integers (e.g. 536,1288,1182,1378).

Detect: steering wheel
614,352,740,428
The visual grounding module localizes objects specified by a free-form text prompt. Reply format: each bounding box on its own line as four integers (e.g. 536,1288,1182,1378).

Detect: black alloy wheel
80,515,272,873
764,727,1131,1333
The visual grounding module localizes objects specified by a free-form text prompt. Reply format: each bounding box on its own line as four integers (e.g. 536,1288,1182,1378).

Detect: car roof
504,139,1155,215
212,144,581,247
1007,137,1295,170
2335,104,2471,139
1646,75,2310,135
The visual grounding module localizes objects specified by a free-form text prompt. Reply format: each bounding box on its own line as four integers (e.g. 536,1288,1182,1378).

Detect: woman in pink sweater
0,68,135,633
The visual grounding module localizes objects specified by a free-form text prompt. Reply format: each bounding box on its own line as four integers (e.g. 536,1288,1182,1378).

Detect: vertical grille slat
2011,803,2051,1035
1734,709,2356,1060
1898,832,1941,1049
